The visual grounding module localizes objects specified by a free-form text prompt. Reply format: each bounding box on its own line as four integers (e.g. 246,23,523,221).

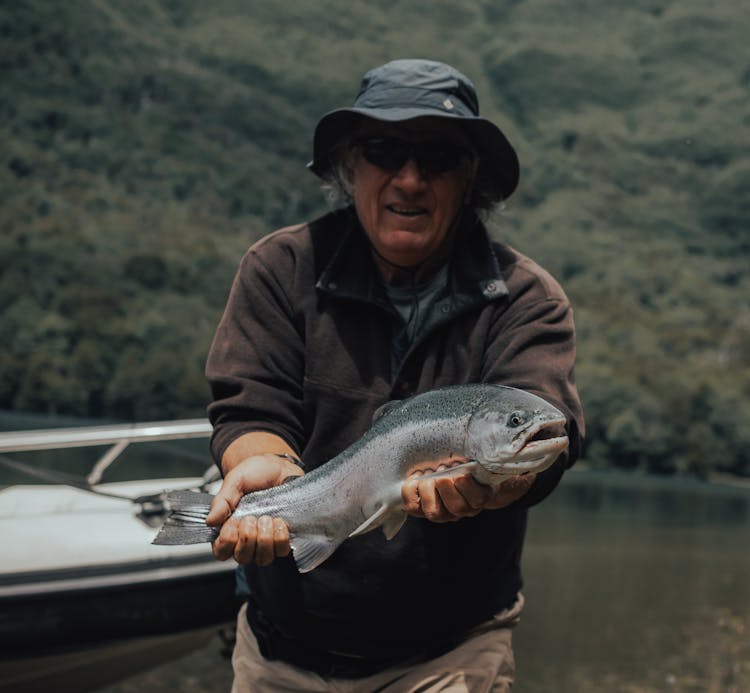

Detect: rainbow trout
152,384,568,572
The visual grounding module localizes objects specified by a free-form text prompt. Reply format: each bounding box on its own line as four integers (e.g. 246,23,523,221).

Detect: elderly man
205,59,584,692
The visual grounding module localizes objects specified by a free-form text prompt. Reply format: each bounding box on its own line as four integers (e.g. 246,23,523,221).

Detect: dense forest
1,0,748,478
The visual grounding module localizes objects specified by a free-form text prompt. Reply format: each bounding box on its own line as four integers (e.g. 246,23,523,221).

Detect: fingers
206,468,246,526
404,471,537,521
453,474,492,510
403,473,485,522
247,516,290,566
206,454,303,527
402,477,423,517
212,515,240,561
212,514,291,566
485,473,537,509
423,476,482,522
272,517,292,558
416,476,452,521
207,455,300,566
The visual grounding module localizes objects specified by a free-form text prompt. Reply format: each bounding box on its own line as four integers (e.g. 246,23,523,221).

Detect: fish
152,384,569,572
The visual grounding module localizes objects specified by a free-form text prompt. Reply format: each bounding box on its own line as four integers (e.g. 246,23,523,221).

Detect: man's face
349,118,473,281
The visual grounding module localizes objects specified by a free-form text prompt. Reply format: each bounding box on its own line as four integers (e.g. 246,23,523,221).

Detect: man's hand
206,453,303,566
402,469,536,522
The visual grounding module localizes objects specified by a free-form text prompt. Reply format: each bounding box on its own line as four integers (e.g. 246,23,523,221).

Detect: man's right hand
206,453,303,566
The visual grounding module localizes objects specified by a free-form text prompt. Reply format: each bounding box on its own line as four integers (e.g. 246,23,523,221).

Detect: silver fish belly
152,384,568,572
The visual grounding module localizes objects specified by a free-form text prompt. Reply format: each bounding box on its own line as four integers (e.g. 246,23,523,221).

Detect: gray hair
319,143,358,209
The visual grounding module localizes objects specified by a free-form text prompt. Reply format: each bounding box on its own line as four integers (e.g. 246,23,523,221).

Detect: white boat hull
0,478,238,691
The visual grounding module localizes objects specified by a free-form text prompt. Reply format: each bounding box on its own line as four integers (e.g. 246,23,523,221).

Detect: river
516,470,749,691
88,468,749,692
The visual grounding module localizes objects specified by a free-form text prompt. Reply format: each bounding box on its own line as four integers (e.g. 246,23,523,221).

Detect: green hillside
1,0,748,477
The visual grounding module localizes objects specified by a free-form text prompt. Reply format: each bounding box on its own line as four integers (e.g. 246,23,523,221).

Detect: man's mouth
386,204,426,217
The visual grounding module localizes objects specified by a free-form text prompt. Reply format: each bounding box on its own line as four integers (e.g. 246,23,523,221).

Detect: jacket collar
316,206,509,310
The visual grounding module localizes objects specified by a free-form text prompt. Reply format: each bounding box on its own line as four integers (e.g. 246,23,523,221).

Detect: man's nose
391,157,427,189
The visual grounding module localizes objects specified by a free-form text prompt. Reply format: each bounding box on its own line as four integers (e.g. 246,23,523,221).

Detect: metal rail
0,419,213,453
0,419,214,487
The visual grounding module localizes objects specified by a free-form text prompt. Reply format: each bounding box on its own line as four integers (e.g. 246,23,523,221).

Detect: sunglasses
357,136,471,175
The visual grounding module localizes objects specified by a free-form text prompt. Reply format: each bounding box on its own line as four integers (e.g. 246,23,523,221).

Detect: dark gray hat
309,59,519,201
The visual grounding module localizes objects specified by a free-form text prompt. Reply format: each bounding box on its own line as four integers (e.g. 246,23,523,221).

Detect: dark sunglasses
357,136,471,175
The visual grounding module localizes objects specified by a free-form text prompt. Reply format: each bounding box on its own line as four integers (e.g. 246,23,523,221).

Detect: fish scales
153,384,569,572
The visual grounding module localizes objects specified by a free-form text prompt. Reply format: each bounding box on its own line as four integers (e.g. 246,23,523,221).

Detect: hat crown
354,59,480,117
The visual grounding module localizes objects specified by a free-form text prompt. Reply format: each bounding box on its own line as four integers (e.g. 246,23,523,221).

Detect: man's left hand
402,471,536,522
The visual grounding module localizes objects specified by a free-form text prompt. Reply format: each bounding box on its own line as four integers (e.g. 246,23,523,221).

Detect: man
205,58,584,691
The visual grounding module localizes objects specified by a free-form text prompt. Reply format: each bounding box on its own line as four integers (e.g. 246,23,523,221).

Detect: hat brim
309,107,519,201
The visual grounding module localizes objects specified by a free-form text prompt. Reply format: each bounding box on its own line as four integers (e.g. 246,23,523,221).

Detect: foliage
1,0,748,477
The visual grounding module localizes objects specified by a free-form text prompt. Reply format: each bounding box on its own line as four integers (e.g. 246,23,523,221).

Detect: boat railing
0,419,218,487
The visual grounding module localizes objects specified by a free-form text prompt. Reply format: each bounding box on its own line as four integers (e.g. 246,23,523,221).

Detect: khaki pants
230,595,523,693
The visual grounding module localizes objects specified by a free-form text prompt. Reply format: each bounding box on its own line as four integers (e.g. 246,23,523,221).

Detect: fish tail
151,490,219,545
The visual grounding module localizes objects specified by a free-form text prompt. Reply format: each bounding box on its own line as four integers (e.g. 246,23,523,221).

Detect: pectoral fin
349,503,407,541
381,511,407,540
349,504,389,538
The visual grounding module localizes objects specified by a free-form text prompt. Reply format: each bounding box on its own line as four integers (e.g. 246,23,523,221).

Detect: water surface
516,470,750,692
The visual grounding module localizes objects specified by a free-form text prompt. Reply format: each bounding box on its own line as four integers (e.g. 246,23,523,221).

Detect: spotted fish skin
153,384,568,572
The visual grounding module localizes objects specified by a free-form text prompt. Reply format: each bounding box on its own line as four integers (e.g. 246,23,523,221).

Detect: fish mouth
505,417,569,472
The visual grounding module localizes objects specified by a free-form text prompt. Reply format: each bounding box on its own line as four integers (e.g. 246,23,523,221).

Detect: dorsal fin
372,399,402,423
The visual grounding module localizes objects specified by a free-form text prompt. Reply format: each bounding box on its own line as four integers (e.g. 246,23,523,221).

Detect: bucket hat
309,59,519,201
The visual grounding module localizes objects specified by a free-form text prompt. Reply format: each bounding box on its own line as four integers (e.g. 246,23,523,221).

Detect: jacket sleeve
205,245,306,466
481,267,585,508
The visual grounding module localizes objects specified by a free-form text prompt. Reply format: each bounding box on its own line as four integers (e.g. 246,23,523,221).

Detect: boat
0,420,240,693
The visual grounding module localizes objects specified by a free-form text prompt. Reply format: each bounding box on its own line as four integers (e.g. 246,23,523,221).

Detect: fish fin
381,510,407,540
164,489,216,510
372,399,402,423
291,534,341,573
151,490,219,545
349,503,406,541
348,504,390,538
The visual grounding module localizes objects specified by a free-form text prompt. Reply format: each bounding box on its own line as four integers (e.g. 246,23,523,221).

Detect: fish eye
508,411,525,428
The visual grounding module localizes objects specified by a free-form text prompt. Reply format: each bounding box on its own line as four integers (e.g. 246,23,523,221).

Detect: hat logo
442,98,454,110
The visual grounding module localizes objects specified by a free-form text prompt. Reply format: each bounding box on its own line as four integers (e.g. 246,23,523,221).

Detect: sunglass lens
415,142,466,174
359,138,468,174
361,138,410,170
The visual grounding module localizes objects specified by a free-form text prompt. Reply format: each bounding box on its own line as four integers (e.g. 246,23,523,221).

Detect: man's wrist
220,431,303,477
273,452,306,471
